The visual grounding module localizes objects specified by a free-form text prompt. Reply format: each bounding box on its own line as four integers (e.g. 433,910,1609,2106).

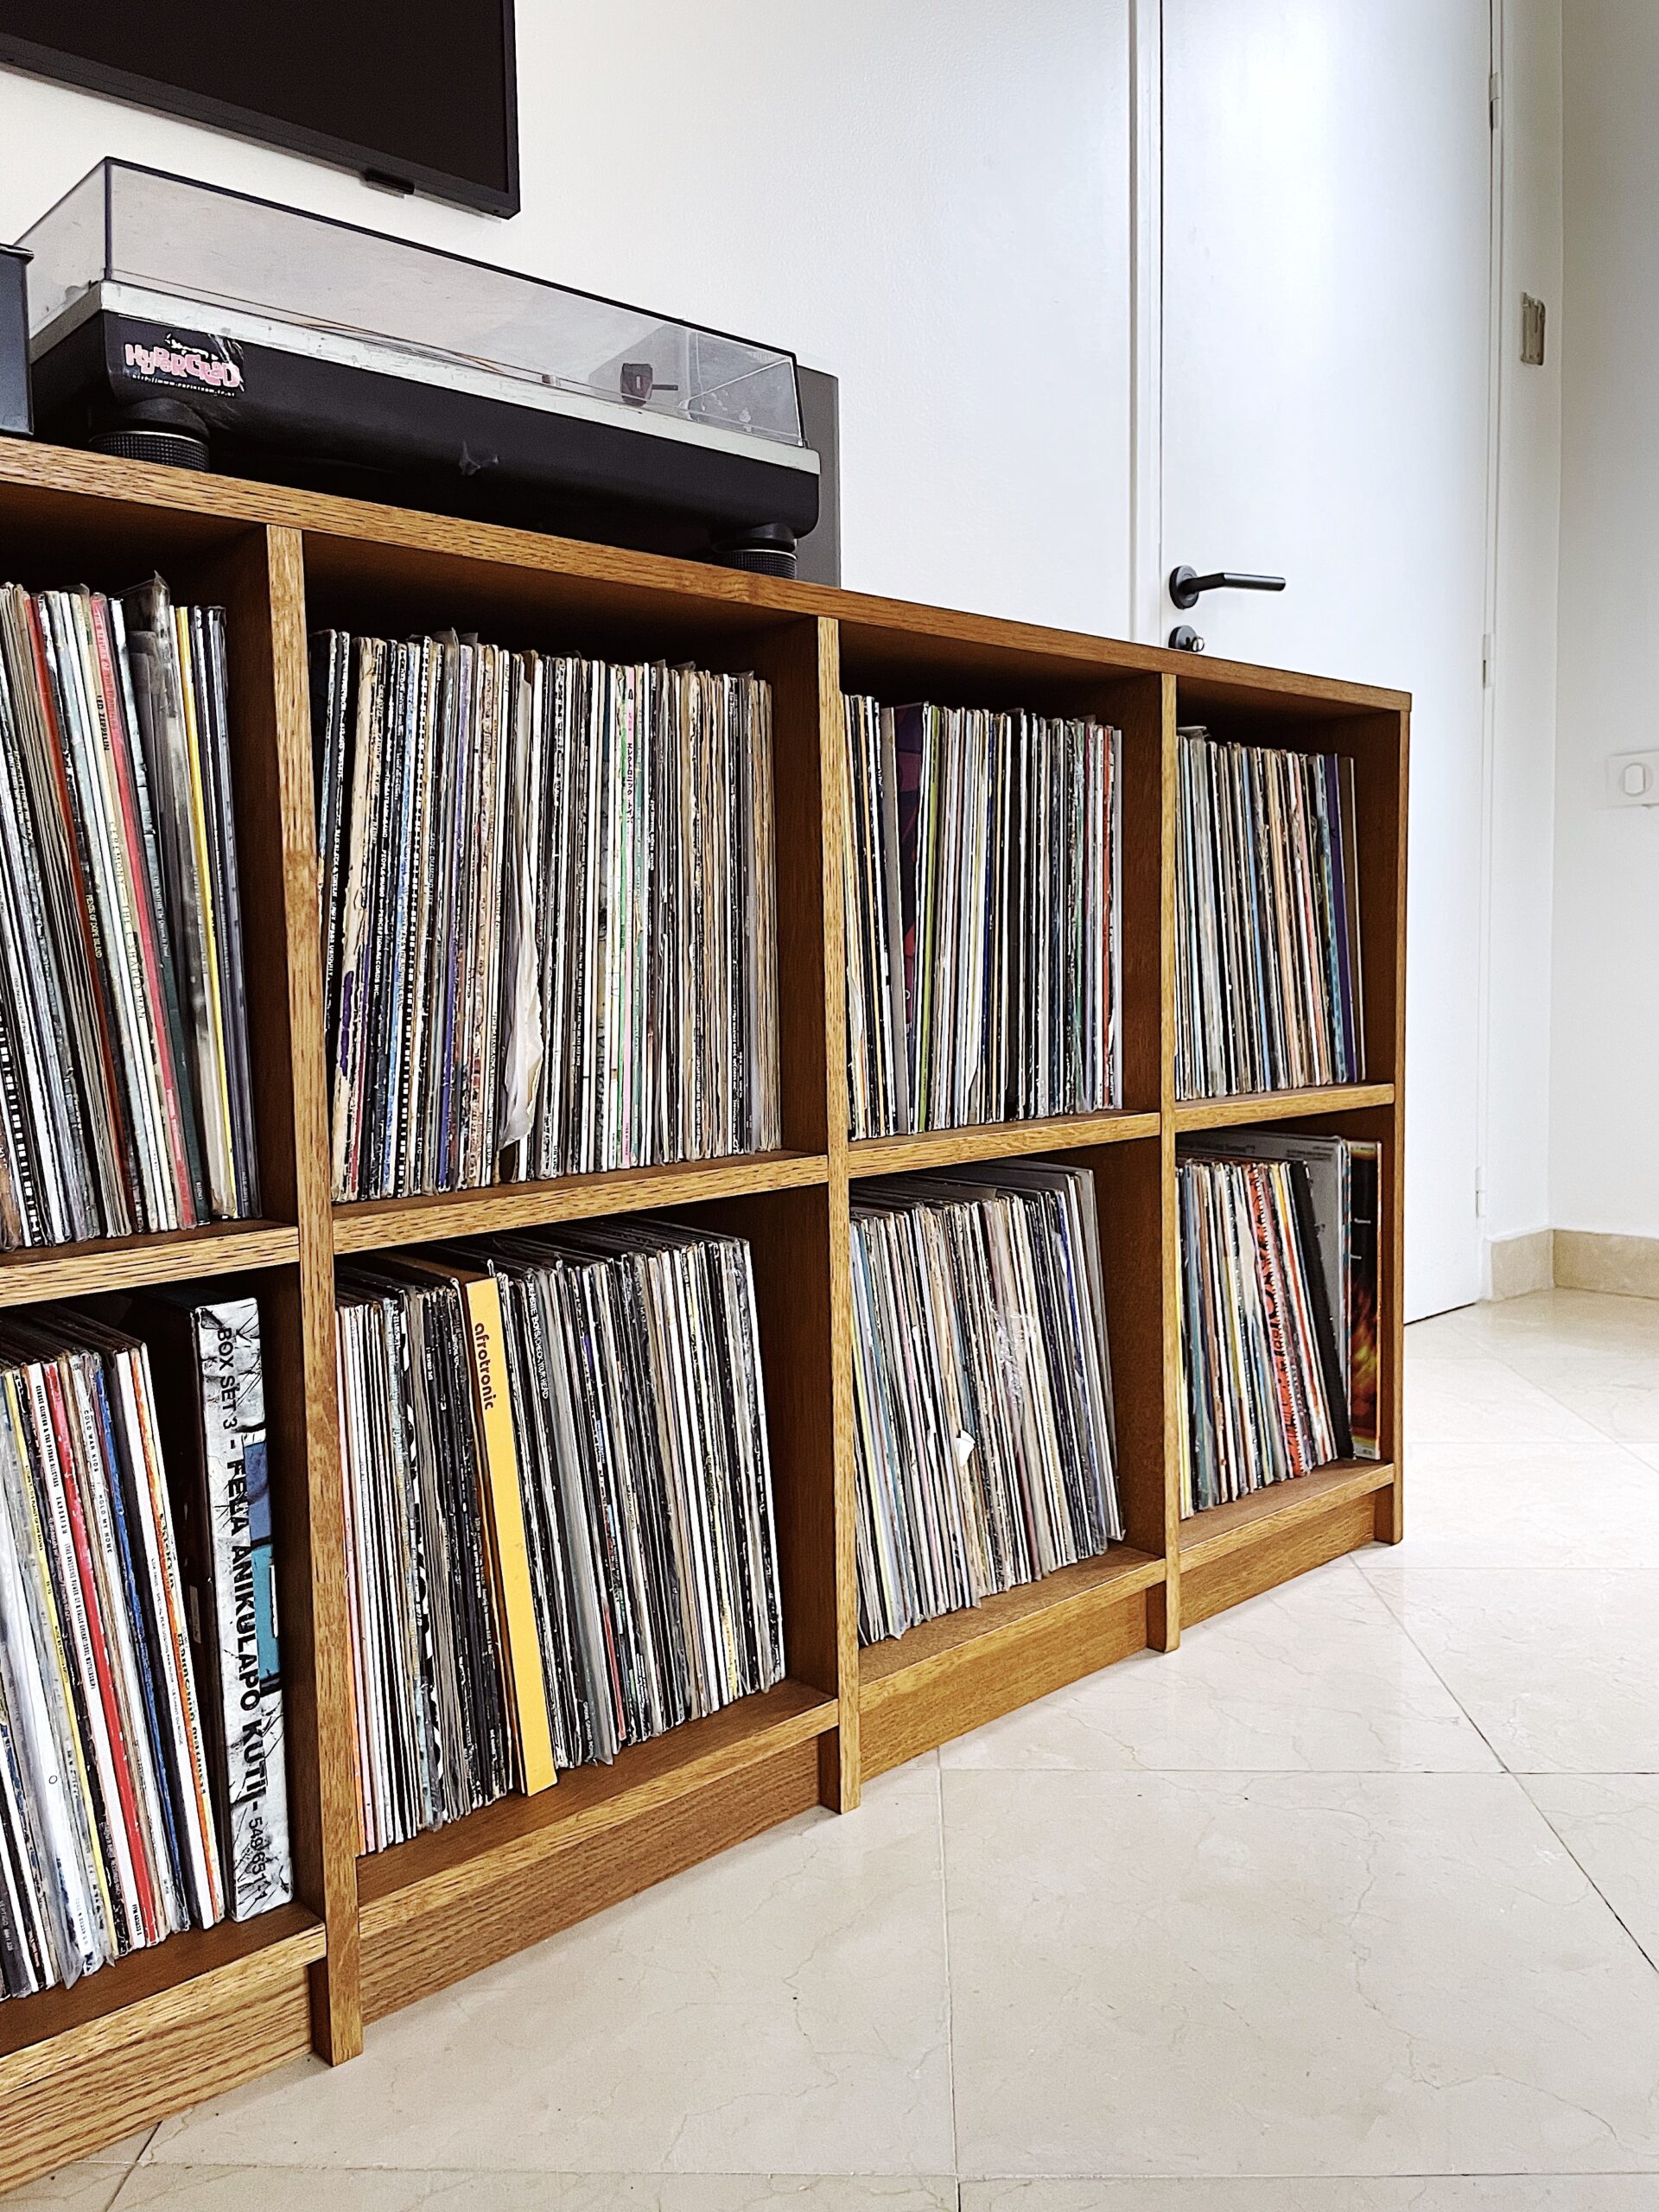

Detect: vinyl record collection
315,633,781,1203
1174,727,1364,1100
1177,1131,1381,1516
842,696,1121,1138
0,579,261,1248
0,1287,290,2002
850,1163,1122,1647
336,1218,785,1851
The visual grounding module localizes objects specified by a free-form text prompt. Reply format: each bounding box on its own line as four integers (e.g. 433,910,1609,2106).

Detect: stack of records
850,1163,1122,1647
1177,1131,1381,1516
336,1257,548,1852
315,634,781,1203
0,579,260,1248
0,1287,290,2002
336,1217,785,1850
1173,727,1364,1100
842,696,1121,1138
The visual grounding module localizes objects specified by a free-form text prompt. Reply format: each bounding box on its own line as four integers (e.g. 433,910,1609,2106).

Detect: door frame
1473,0,1505,1279
1128,0,1164,649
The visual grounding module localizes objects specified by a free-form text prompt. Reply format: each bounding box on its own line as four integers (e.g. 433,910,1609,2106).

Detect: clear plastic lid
22,161,805,447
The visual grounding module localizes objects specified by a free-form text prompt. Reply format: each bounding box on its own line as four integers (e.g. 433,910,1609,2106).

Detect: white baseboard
1484,1227,1554,1300
1552,1229,1659,1301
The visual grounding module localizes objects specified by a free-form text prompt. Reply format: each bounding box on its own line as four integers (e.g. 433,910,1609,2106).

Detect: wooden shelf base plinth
0,1907,325,2190
358,1683,837,2018
859,1548,1166,1777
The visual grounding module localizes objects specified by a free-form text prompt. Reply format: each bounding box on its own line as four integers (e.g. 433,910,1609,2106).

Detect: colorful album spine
117,1344,223,1928
38,1358,153,1948
0,1405,104,1985
1347,1142,1382,1459
173,611,238,1220
194,1296,291,1919
457,1272,556,1796
86,594,197,1227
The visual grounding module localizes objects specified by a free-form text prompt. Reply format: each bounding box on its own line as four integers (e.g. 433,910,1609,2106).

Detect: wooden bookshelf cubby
0,442,1407,2190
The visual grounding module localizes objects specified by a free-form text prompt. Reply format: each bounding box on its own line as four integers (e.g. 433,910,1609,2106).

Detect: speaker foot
713,522,798,579
87,397,209,472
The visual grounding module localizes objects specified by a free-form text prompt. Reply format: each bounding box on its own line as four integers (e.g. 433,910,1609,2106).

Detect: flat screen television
0,0,518,215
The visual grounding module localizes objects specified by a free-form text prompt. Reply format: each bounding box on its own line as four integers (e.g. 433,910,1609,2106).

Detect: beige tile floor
11,1288,1659,2211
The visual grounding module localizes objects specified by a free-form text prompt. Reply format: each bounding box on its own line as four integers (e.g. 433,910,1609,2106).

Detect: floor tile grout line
96,2127,157,2209
1354,1562,1515,1776
1516,1779,1659,1988
81,2158,1659,2186
1511,1768,1659,1777
933,1762,1567,1781
105,2165,978,2193
958,2168,1659,2183
933,1751,963,2184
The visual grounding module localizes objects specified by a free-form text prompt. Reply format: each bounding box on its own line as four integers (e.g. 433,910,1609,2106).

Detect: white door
1158,0,1493,1319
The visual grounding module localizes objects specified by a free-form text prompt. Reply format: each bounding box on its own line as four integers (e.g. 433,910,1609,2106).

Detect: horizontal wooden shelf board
0,1219,300,1308
848,1111,1160,1179
0,445,1410,713
1180,1459,1395,1570
333,1152,830,1255
0,1903,324,2088
834,594,1408,711
1173,1083,1395,1133
1173,665,1411,724
358,1679,837,1937
859,1544,1165,1703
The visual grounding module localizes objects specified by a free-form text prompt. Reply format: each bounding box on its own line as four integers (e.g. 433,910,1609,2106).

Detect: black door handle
1169,565,1287,611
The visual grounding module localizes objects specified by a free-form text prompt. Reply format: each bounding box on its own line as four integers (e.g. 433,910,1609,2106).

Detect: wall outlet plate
1606,749,1659,806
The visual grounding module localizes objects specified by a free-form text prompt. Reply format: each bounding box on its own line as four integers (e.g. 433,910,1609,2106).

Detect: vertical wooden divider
736,615,858,1810
1376,704,1410,1543
226,524,363,2061
1154,673,1184,1647
1084,668,1179,1650
1077,1135,1166,1561
817,619,860,1810
1287,696,1409,1548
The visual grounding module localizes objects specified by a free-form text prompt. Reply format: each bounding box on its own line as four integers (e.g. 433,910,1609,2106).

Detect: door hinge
1489,72,1501,130
1482,632,1494,689
1475,1167,1487,1218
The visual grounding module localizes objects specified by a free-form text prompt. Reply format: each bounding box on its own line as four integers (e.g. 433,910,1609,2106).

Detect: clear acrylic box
23,162,805,449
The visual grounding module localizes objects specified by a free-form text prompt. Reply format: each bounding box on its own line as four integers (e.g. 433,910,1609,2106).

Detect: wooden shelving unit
0,441,1407,2190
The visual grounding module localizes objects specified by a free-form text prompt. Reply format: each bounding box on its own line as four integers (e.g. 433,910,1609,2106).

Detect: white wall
1481,0,1562,1271
1554,0,1659,1239
0,3,1133,636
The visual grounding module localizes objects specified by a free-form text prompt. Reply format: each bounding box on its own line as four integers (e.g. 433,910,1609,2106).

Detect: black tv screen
0,0,518,215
